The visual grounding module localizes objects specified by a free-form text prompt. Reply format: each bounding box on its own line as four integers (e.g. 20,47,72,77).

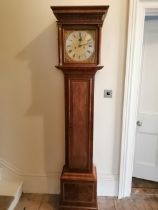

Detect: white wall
0,0,128,195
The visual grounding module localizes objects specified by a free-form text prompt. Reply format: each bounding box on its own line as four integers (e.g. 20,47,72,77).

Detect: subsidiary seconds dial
65,31,95,62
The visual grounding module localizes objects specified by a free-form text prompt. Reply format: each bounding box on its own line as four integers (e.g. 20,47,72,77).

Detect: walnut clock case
51,6,109,210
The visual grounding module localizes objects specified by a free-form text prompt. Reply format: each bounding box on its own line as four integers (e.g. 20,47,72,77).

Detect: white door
133,16,158,182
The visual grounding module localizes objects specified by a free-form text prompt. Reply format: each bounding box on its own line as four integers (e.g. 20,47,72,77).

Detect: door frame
119,0,158,199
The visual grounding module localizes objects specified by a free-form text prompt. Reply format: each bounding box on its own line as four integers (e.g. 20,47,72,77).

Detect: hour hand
78,33,82,42
78,42,88,47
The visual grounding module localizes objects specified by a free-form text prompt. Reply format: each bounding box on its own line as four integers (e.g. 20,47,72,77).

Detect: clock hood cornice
51,6,109,25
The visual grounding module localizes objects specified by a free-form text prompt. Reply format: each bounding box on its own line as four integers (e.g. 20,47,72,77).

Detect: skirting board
0,159,119,196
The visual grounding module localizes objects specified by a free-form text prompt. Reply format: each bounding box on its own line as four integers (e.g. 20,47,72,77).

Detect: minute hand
78,42,91,47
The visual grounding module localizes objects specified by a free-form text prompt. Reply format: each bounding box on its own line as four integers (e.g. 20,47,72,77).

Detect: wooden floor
0,196,13,210
132,177,158,195
132,177,158,189
14,193,158,210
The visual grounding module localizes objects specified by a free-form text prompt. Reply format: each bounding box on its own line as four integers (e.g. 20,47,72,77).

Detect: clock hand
78,32,82,42
79,43,87,47
78,42,91,47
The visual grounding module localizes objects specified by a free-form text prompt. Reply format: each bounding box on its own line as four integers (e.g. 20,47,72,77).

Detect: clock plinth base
60,205,97,210
59,165,98,210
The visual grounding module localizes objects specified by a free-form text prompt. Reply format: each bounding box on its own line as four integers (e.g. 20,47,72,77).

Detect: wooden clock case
51,6,109,210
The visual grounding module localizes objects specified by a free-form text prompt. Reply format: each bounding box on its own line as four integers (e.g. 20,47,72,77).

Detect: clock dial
64,30,95,63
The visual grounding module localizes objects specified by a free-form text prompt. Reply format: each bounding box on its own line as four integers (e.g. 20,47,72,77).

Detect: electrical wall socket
104,90,112,98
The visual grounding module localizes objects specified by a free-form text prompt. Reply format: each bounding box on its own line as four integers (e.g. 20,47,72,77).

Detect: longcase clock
51,6,109,210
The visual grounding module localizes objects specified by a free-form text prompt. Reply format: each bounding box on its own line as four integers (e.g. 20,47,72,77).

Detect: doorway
119,0,158,199
132,15,158,195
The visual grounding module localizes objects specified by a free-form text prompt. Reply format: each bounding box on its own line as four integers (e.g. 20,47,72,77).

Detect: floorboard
14,194,158,210
0,196,14,210
132,177,158,195
132,177,158,189
115,196,158,210
98,196,116,210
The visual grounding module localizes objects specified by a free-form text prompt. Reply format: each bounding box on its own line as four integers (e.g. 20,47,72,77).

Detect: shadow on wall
16,23,65,176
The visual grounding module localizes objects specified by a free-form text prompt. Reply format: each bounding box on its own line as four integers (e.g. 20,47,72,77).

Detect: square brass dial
63,29,96,64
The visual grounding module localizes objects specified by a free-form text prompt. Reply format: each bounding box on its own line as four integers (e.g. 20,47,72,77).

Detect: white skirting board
97,174,119,196
0,159,119,196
